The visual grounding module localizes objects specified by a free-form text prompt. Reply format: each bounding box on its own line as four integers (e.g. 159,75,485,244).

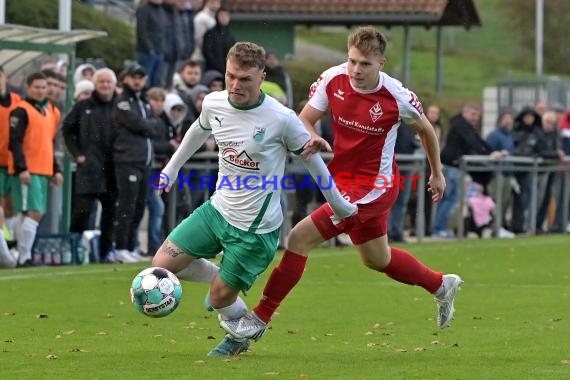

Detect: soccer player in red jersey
221,26,463,343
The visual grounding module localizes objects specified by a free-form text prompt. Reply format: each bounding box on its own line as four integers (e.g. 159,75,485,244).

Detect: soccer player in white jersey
151,42,357,357
221,26,464,345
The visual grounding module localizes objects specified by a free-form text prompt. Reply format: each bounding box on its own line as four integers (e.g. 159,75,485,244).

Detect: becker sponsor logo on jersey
221,148,261,170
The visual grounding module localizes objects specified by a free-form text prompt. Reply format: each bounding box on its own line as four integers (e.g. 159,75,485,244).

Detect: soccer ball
130,267,182,318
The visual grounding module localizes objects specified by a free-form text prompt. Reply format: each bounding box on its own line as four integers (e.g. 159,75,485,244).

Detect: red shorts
310,186,399,245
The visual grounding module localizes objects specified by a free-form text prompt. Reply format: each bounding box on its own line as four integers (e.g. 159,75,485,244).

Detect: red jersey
308,63,423,204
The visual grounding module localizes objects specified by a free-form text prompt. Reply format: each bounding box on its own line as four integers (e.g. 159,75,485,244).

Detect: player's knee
360,255,389,271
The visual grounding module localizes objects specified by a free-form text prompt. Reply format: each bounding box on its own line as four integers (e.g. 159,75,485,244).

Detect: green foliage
2,236,570,379
6,0,134,72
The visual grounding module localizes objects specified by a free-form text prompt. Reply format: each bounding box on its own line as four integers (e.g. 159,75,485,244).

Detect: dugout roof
0,23,107,77
225,0,481,28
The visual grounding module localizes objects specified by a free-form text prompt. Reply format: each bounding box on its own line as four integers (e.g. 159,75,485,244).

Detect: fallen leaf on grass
96,332,107,336
46,354,58,360
4,339,13,343
395,348,407,353
287,329,299,334
431,340,440,345
414,347,426,352
549,317,562,322
385,322,395,326
106,314,113,318
207,335,216,340
62,330,75,336
372,323,381,329
299,374,309,378
365,331,373,336
264,372,279,375
70,348,88,353
3,312,15,316
153,334,163,338
324,333,333,336
367,343,377,347
194,360,205,364
561,360,570,365
55,335,61,339
310,336,317,341
472,316,483,320
36,314,48,319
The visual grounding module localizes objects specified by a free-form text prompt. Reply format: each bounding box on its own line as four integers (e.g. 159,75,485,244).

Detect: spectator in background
63,68,118,263
192,0,220,67
201,70,224,92
8,72,63,266
511,107,562,233
112,64,161,263
73,79,95,103
264,50,293,108
0,66,21,269
388,122,420,243
434,103,506,239
534,100,547,116
162,0,195,89
42,69,66,111
202,8,236,74
136,0,168,87
485,108,515,237
536,111,564,232
73,63,96,85
554,110,570,232
173,59,202,117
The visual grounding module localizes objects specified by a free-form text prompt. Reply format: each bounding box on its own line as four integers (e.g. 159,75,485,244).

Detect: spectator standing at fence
434,103,506,239
136,0,168,87
510,107,561,234
535,111,565,232
112,64,161,263
0,66,21,268
485,108,516,237
73,63,96,85
173,59,202,118
554,110,570,232
8,72,63,266
63,68,118,263
202,8,235,75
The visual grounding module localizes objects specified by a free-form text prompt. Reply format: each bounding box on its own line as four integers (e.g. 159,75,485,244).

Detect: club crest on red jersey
369,102,383,122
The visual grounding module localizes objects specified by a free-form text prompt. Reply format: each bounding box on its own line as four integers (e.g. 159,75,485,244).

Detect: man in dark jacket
63,68,117,263
202,8,236,74
136,0,168,87
433,103,506,238
112,64,161,263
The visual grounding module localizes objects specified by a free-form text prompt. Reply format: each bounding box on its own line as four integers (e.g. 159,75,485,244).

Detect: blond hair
227,42,266,70
347,26,387,56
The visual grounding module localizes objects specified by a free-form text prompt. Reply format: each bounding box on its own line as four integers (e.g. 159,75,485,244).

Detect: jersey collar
227,91,266,110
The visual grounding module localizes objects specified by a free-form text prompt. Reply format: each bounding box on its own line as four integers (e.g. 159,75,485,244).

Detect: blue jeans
433,165,460,233
388,170,413,240
136,52,164,87
147,190,165,255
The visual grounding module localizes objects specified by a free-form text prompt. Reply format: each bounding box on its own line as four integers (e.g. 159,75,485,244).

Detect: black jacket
512,108,558,159
441,113,493,167
136,1,167,54
63,91,116,194
111,85,161,165
202,24,236,74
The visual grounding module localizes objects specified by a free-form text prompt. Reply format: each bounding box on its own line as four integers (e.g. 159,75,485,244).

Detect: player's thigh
287,214,327,254
153,239,195,273
356,234,391,270
219,227,280,293
10,174,48,213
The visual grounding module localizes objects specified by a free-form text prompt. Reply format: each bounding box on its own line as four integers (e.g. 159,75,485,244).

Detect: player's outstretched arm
160,120,211,193
301,152,357,219
409,114,446,202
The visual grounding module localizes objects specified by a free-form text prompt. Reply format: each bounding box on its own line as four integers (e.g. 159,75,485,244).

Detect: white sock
214,296,248,321
176,259,219,283
0,233,16,268
5,216,16,240
17,217,38,265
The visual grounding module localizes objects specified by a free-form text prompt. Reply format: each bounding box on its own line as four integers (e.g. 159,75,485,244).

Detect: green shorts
168,200,279,292
0,167,11,197
10,174,49,213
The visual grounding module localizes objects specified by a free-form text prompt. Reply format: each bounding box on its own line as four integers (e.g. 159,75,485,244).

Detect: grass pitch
1,235,569,379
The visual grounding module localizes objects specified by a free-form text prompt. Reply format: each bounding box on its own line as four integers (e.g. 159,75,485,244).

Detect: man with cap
112,64,161,262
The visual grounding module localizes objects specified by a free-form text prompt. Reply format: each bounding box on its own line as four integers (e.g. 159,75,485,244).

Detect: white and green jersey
199,91,310,233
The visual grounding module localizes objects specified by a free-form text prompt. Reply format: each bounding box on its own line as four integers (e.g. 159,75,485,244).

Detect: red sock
383,247,443,294
253,250,308,323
